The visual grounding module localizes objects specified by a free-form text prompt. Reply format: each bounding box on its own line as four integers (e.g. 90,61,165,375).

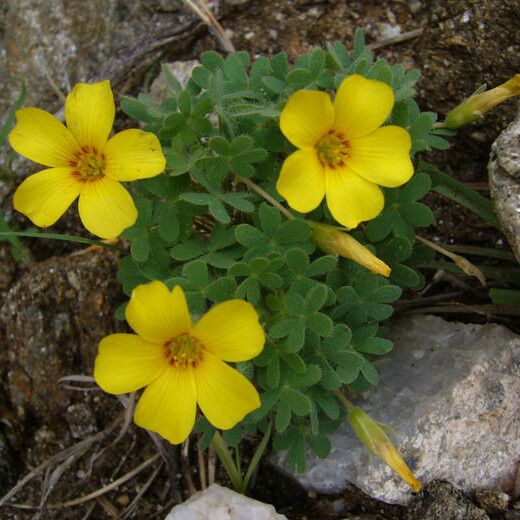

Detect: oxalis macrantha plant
5,30,520,495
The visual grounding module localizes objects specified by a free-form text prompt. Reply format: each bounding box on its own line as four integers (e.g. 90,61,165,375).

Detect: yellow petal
104,129,166,181
65,81,115,152
13,167,82,227
348,126,413,187
276,149,325,213
325,167,384,229
134,367,197,444
191,300,264,362
77,176,137,238
94,333,166,394
9,108,79,167
280,90,334,148
194,353,260,430
334,75,394,139
126,283,192,345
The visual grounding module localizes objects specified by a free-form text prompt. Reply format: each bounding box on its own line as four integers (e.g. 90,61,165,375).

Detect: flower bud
311,222,391,277
348,406,422,493
445,74,520,129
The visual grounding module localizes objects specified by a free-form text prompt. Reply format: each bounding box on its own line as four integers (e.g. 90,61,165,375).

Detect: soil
1,1,519,519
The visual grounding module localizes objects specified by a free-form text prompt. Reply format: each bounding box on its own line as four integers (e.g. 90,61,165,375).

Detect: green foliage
116,33,446,473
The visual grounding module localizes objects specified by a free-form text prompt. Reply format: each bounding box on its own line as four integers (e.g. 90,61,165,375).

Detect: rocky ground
1,1,520,519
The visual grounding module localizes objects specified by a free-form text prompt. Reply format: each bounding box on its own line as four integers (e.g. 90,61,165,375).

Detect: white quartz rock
165,484,287,520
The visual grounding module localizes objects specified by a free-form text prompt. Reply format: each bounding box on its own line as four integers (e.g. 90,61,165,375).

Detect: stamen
316,131,350,169
73,148,106,182
164,334,203,369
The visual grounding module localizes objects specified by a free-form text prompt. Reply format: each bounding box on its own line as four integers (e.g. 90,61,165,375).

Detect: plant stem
334,390,355,412
210,432,243,492
235,175,295,220
0,231,125,252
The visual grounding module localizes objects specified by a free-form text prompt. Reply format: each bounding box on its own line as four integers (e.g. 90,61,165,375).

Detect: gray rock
406,480,489,520
489,107,520,263
273,315,520,504
165,483,287,519
149,60,201,104
0,0,198,116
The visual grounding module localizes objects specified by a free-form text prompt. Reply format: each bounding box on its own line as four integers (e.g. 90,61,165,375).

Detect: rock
488,107,520,263
149,60,201,104
474,488,511,514
0,0,199,116
165,483,287,519
406,481,489,520
1,250,124,427
273,315,520,504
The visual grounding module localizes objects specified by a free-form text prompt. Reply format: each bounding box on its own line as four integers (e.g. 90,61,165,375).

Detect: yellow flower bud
311,222,391,277
445,74,520,129
348,406,422,493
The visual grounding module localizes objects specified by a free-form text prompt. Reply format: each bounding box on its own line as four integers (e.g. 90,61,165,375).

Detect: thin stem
334,390,355,412
210,432,242,492
0,231,124,252
235,175,295,220
416,235,486,287
241,422,272,493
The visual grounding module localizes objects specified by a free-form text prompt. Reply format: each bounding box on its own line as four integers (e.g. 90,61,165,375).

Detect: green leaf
130,234,150,262
275,400,291,433
307,434,331,459
420,161,500,229
178,90,192,116
361,361,379,385
156,203,180,243
201,50,225,71
271,52,289,79
283,388,311,416
262,76,286,94
267,354,280,389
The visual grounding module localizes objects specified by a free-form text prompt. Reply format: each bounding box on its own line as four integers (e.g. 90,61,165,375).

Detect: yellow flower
9,81,166,239
311,222,391,277
277,74,413,229
348,406,422,493
94,281,265,444
445,74,520,129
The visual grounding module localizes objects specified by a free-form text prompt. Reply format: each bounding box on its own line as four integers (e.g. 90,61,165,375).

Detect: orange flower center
71,146,105,182
164,334,203,369
316,130,350,169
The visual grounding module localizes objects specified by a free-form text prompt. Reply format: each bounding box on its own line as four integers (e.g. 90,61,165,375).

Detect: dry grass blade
50,453,160,509
181,0,234,52
121,460,164,519
417,235,486,286
0,417,122,507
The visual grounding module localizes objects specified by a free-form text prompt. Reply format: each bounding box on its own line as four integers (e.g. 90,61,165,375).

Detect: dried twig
197,444,208,490
368,28,424,50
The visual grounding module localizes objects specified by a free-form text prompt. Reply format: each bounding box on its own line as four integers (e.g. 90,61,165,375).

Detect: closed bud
348,406,422,493
445,74,520,129
311,222,391,277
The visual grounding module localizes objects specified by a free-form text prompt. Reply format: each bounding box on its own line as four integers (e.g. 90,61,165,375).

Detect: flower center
316,130,350,169
164,334,203,369
71,146,105,182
